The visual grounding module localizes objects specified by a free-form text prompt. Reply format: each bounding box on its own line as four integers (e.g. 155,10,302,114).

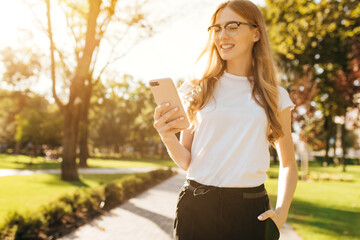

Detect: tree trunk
341,123,347,172
61,105,81,181
14,142,21,155
79,85,91,168
324,116,331,166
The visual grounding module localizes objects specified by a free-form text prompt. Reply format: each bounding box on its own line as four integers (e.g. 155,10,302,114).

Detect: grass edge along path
0,153,176,170
0,168,177,240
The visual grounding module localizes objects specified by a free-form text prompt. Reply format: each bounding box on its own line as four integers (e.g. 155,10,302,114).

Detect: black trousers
173,179,280,240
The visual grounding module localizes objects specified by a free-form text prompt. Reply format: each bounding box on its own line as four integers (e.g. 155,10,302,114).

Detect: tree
14,95,63,156
45,0,155,180
263,0,360,167
89,75,162,158
0,47,41,90
0,90,29,153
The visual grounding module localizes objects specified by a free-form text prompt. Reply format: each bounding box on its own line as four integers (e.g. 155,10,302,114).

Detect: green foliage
0,211,45,240
314,155,360,165
41,202,71,226
262,0,360,155
89,76,161,157
104,183,124,208
0,168,176,239
0,90,62,151
14,95,62,147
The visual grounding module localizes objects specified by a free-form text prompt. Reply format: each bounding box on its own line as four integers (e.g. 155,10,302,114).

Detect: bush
0,212,45,240
41,202,71,226
104,183,124,209
314,156,360,166
0,168,176,239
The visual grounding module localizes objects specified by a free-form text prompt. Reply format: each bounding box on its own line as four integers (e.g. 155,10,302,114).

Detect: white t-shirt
178,72,295,187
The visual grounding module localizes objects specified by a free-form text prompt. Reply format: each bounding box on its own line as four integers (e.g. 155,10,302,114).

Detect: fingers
155,116,185,133
153,105,182,129
153,102,170,122
257,210,275,221
153,102,187,140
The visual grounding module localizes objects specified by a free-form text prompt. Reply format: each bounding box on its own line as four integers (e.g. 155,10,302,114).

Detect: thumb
257,210,274,221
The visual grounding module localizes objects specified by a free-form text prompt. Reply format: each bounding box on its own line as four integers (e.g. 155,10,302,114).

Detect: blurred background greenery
0,0,359,239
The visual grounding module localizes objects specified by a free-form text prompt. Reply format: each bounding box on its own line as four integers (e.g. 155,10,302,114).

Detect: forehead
214,7,247,25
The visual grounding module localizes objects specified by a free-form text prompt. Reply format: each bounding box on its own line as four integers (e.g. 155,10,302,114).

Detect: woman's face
212,7,259,62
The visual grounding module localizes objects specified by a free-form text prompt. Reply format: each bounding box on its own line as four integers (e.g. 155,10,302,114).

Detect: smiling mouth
221,44,235,50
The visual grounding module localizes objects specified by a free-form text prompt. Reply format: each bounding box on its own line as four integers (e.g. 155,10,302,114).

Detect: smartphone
149,78,190,129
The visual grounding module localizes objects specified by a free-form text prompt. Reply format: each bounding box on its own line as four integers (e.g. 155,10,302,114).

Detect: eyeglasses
208,21,258,37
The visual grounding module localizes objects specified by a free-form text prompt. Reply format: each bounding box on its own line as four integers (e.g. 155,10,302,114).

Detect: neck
225,53,253,77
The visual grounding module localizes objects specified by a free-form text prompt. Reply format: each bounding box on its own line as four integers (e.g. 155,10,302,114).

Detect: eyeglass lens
210,22,241,37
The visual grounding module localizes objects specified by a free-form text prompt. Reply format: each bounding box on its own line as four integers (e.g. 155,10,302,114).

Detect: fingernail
179,116,184,120
165,102,170,106
174,107,178,111
257,216,263,220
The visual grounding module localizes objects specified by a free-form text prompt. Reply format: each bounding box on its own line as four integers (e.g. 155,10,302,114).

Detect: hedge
0,167,176,240
313,156,360,165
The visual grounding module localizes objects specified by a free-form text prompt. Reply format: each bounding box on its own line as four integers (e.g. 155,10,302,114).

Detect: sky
0,0,265,93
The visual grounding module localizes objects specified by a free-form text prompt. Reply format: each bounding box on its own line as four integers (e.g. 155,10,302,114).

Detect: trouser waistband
184,179,267,198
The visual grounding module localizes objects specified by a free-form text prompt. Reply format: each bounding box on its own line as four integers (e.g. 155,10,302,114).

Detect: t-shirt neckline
223,71,249,80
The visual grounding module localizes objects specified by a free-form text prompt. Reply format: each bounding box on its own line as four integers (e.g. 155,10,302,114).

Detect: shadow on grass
38,174,90,188
275,195,359,238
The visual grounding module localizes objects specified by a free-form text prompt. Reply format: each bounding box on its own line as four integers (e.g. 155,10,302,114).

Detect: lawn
1,153,359,239
265,163,360,240
0,153,177,169
0,173,133,226
0,154,176,226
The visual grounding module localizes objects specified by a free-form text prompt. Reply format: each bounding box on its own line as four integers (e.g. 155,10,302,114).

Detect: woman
153,1,298,239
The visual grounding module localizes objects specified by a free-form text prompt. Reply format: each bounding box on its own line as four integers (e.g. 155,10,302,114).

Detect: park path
0,167,162,177
60,170,303,240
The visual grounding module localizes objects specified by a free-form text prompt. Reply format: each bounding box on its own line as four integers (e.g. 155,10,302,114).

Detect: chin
220,54,236,61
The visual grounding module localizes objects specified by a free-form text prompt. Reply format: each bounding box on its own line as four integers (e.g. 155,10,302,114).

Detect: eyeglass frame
207,21,258,36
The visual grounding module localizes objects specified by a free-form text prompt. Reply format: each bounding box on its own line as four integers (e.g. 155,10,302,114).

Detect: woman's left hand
257,208,286,230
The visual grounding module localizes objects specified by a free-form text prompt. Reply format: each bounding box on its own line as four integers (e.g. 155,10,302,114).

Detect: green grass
0,173,132,226
1,153,359,239
265,164,360,240
0,153,176,169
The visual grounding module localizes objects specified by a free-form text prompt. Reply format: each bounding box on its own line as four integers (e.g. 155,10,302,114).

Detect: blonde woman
153,1,298,239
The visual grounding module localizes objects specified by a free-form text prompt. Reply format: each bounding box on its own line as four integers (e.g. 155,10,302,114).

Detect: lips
220,44,235,51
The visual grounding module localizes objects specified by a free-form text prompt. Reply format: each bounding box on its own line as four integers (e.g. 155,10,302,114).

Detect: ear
253,30,260,42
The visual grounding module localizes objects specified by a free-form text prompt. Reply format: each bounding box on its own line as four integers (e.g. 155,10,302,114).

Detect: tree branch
46,0,64,112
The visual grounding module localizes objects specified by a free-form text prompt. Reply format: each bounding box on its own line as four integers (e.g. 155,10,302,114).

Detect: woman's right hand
153,102,185,142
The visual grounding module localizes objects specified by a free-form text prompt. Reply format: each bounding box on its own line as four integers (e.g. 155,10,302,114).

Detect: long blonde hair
184,0,284,148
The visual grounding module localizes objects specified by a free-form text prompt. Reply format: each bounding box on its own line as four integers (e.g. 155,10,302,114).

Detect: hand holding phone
149,78,190,137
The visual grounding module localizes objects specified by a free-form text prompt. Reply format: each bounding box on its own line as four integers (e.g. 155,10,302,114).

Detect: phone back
149,78,190,129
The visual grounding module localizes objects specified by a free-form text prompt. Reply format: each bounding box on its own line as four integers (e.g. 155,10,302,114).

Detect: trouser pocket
263,195,280,240
173,186,195,240
265,217,280,240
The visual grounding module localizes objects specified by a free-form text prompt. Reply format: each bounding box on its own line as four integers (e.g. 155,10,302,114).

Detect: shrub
0,168,177,239
41,201,71,226
104,183,124,209
0,211,45,240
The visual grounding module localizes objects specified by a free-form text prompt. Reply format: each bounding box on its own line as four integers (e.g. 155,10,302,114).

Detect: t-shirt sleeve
278,86,295,112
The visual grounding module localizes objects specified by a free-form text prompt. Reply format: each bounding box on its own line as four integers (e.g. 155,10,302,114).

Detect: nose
219,27,229,39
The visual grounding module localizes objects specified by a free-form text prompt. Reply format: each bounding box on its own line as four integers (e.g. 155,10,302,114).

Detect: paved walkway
60,171,303,240
0,167,163,177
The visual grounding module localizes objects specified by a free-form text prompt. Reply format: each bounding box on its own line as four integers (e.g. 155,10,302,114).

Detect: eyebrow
212,20,241,26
